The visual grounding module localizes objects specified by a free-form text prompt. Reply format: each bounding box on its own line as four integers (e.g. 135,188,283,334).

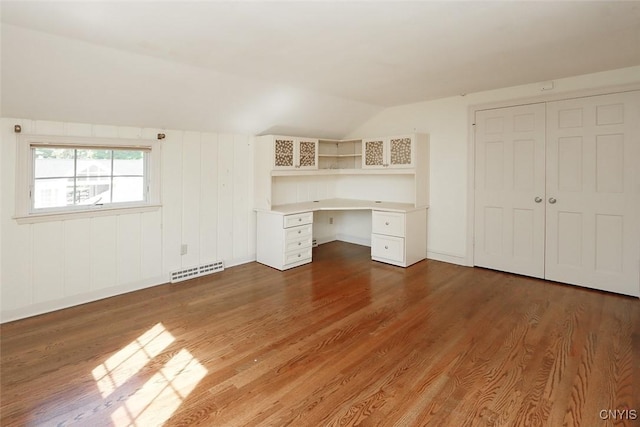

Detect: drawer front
285,224,312,241
371,234,405,263
284,247,312,265
371,211,405,237
283,211,313,228
284,235,313,252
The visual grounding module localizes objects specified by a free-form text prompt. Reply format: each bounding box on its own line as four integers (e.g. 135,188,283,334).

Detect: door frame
466,83,640,267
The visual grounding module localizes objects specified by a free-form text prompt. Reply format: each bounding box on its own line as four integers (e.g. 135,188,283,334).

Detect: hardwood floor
1,242,638,426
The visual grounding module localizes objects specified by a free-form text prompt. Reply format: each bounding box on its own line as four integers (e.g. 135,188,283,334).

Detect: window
33,147,148,211
15,134,161,222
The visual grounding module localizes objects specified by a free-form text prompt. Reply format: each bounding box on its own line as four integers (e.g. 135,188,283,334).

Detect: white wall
0,118,255,322
347,66,640,265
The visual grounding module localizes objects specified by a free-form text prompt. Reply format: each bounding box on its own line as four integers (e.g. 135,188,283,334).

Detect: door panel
474,103,546,278
546,91,640,296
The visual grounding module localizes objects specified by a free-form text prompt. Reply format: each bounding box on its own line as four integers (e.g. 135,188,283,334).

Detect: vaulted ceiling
2,1,639,138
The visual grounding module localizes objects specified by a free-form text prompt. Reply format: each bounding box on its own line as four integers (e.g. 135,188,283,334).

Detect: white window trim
14,134,162,224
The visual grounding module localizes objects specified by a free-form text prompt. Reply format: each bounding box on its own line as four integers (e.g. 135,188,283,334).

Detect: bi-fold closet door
474,91,640,297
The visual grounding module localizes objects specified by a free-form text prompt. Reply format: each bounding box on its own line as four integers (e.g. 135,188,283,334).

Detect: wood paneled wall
0,118,255,322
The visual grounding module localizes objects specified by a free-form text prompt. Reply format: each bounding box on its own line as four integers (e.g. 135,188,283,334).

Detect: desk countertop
259,198,428,215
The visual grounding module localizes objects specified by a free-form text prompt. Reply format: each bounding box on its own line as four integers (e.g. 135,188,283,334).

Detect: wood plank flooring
1,242,638,426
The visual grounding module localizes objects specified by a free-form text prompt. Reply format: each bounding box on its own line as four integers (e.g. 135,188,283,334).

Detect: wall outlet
180,244,188,255
329,217,334,225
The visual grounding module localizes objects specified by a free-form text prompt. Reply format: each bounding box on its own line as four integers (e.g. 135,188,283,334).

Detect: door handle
549,197,557,204
534,197,542,203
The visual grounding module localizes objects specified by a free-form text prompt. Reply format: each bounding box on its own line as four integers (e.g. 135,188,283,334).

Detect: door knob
549,197,557,204
534,197,542,203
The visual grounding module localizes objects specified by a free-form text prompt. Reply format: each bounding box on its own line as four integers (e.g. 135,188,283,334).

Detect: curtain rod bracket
14,124,22,133
157,133,165,140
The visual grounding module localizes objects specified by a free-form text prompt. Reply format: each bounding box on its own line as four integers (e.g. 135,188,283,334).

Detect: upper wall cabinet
362,135,414,169
273,136,318,170
254,133,429,210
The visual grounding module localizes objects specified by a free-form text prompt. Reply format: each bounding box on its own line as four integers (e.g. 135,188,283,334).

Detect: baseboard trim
315,236,337,246
335,234,371,247
1,276,165,324
427,250,469,266
225,254,257,268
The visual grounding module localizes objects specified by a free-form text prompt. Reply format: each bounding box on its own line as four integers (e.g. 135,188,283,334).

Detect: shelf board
271,168,416,177
318,154,362,158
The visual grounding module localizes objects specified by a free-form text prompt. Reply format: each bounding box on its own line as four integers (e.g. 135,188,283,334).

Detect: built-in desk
256,198,427,270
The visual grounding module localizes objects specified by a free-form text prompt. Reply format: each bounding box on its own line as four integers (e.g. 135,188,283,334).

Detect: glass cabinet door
297,139,317,169
274,138,295,168
362,139,385,168
389,137,413,167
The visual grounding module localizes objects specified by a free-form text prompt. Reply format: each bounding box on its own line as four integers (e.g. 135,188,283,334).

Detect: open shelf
318,139,362,170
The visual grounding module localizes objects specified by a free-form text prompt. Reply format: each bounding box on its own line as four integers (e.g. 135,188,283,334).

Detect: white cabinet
371,234,405,264
254,132,430,270
257,211,313,270
362,135,414,169
273,136,318,170
371,209,426,267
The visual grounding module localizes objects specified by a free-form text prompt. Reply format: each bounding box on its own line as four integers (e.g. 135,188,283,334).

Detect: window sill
14,204,162,224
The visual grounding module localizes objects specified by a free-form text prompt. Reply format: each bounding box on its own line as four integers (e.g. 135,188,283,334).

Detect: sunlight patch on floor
91,323,208,426
92,323,176,397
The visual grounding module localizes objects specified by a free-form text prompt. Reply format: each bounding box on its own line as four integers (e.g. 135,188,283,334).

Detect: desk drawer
284,235,313,252
284,247,312,265
284,211,313,228
372,211,405,237
285,224,312,241
371,234,405,263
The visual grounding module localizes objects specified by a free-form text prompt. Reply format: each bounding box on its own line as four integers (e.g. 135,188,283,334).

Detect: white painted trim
225,254,257,268
469,82,640,113
466,83,640,267
14,204,162,224
1,253,259,323
14,133,162,220
427,250,469,266
0,276,165,323
466,103,477,267
316,236,337,246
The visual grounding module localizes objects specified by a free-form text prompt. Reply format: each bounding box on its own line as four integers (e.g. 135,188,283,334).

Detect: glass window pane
113,150,145,176
34,148,75,178
32,145,150,211
76,149,112,178
76,177,112,205
34,178,74,209
112,177,144,203
77,149,112,160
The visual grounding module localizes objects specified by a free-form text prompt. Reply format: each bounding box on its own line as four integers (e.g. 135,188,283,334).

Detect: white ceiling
1,1,639,136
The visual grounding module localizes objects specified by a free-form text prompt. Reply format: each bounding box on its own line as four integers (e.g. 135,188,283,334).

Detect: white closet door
546,91,640,296
474,103,546,278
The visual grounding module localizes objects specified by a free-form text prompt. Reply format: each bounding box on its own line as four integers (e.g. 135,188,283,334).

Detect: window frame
15,134,162,223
